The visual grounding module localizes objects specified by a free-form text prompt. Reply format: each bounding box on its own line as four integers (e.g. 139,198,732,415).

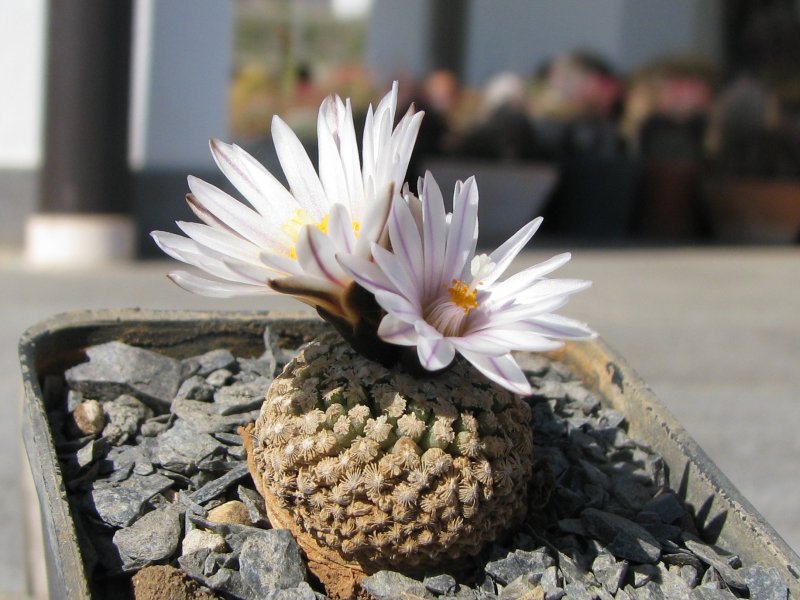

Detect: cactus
249,332,534,572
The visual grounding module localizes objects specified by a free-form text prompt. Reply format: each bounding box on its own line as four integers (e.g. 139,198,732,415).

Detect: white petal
295,226,348,287
340,98,364,212
457,350,532,396
186,177,282,250
388,194,424,290
176,221,275,265
374,290,422,322
208,138,297,222
484,295,571,327
272,115,328,220
489,253,572,301
258,251,305,276
443,176,479,282
355,177,392,258
377,314,419,346
317,96,351,212
416,332,456,371
372,243,421,303
326,203,356,254
457,330,563,354
337,253,396,295
515,279,592,303
521,314,596,340
421,172,447,297
484,217,542,285
167,271,272,298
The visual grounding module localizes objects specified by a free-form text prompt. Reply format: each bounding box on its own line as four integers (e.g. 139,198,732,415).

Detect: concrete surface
1,246,798,596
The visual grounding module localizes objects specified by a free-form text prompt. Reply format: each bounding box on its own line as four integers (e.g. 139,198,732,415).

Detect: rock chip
172,397,260,434
581,508,661,563
175,376,216,402
213,377,271,415
424,573,458,595
207,500,251,526
238,529,307,596
68,399,106,437
486,548,555,585
156,422,224,475
182,529,228,556
189,463,250,505
743,565,789,600
360,570,433,600
191,349,237,377
84,473,173,527
591,553,627,594
683,539,746,591
103,394,153,445
113,508,182,563
641,493,685,524
65,341,183,412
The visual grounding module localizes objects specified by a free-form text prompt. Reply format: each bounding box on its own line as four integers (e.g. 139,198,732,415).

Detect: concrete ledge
24,214,136,267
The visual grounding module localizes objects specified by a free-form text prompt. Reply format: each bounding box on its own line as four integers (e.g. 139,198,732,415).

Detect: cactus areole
245,333,533,595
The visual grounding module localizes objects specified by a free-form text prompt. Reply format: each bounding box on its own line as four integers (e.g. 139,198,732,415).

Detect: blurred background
1,1,799,598
3,0,800,259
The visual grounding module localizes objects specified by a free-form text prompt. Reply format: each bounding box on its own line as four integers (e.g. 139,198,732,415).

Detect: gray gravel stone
171,396,261,433
102,394,153,445
206,368,233,387
112,508,181,563
175,375,215,402
743,565,788,600
189,462,250,505
581,508,661,563
683,539,746,591
690,588,738,599
540,566,564,600
500,574,541,599
487,548,555,585
264,581,319,600
424,573,458,595
65,341,183,412
83,473,173,527
239,529,306,596
641,493,685,524
360,570,433,599
155,422,224,475
214,377,271,415
191,349,237,377
591,553,627,594
237,485,270,527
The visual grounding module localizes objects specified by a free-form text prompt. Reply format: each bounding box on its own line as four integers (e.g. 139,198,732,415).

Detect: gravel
49,327,794,600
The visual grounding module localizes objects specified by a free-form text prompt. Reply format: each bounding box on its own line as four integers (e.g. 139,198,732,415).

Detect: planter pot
702,178,800,243
20,309,800,599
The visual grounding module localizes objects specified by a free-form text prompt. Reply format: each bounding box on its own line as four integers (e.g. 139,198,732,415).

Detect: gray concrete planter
19,309,800,599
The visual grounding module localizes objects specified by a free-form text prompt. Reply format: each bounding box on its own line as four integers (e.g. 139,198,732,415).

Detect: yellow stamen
448,280,478,314
281,209,360,259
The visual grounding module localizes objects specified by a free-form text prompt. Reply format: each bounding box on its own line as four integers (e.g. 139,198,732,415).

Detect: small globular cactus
250,332,534,570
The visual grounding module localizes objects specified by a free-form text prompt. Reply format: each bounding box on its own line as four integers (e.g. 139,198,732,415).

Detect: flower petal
483,217,542,285
457,350,532,396
416,331,456,371
317,96,352,213
371,243,421,304
295,225,348,287
489,252,573,301
326,202,356,254
272,115,328,220
337,253,396,296
186,177,282,250
388,194,424,290
374,289,421,322
443,176,479,282
377,314,419,346
167,271,272,298
421,172,447,297
208,138,298,222
521,314,596,339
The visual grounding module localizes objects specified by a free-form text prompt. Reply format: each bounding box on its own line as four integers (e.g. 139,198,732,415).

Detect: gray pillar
27,0,136,265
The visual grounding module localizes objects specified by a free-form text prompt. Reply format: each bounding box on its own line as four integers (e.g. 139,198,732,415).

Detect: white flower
339,172,595,395
151,83,423,324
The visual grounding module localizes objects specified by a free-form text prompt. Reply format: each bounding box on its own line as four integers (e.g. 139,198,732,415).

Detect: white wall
0,0,46,168
129,0,233,170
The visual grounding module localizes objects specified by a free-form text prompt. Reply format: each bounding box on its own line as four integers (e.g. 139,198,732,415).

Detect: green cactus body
252,332,534,569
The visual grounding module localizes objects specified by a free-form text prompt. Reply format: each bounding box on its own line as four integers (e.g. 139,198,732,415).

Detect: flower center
281,208,360,259
447,280,478,314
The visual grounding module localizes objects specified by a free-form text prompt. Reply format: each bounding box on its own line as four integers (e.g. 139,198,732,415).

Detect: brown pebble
206,500,251,526
132,564,218,600
67,399,105,438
